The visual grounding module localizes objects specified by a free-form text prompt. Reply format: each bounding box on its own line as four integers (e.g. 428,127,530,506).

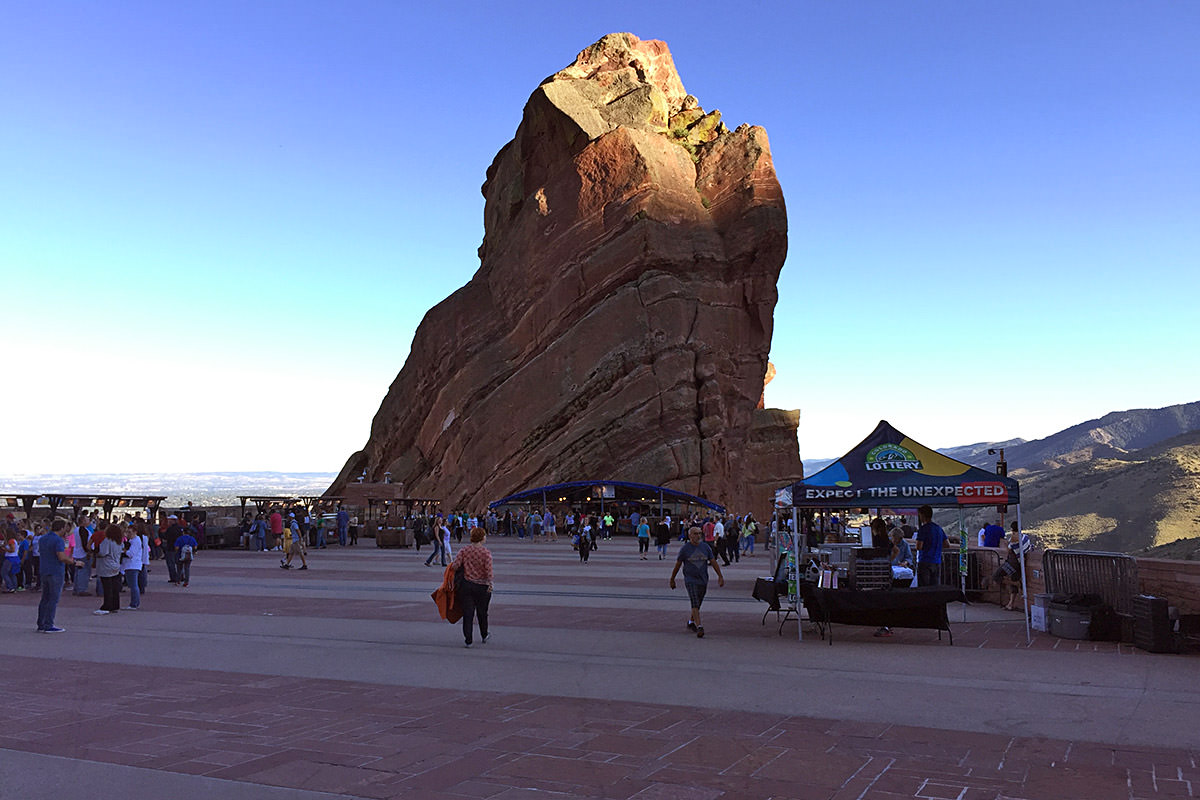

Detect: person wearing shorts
669,526,724,638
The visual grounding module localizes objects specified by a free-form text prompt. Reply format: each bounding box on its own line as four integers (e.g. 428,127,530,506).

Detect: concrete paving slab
1,540,1196,799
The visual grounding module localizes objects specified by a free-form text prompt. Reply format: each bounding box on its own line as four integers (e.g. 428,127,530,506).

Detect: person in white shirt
713,518,728,565
124,523,145,609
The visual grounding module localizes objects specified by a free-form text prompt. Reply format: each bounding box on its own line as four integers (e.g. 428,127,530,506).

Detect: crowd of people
7,497,1034,648
394,507,763,567
2,509,204,633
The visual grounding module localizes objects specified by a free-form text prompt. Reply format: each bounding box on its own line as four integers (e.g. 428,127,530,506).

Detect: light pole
988,447,1008,528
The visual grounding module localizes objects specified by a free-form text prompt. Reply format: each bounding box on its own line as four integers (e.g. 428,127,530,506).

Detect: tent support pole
792,506,801,642
959,507,967,623
1018,505,1030,645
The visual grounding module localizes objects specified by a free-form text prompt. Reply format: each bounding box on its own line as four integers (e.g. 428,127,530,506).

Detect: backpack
180,544,194,562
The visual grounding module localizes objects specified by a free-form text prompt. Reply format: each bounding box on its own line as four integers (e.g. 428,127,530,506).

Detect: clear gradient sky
3,1,1197,474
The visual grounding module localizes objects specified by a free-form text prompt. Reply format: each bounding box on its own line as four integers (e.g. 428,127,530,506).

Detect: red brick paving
1,648,1196,799
2,544,1197,798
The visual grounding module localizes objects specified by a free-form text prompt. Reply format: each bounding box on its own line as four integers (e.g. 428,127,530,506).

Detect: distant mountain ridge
964,401,1200,472
802,401,1200,476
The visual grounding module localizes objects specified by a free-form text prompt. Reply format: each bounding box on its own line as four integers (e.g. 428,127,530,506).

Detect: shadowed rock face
331,33,799,514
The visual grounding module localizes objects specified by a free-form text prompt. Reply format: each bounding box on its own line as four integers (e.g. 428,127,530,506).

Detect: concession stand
774,421,1026,644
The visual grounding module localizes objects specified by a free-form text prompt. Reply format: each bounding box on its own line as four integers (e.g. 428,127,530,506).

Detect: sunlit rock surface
332,33,799,514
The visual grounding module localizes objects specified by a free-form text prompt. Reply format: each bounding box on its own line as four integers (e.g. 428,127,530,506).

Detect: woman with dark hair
95,524,126,615
654,517,671,560
869,517,890,550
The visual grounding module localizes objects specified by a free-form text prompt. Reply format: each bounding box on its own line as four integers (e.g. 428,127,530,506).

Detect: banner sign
797,481,1009,505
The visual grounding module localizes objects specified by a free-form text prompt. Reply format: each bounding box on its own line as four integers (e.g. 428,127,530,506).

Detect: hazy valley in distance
3,400,1198,559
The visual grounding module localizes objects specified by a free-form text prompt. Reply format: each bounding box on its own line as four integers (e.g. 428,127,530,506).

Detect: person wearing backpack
175,529,198,587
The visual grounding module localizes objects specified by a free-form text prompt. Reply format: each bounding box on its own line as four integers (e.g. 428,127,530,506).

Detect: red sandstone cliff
331,33,800,515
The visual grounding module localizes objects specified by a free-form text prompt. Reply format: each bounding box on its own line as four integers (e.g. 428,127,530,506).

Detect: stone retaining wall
1137,557,1200,614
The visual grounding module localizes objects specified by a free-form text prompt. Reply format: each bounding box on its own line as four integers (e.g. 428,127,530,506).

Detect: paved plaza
1,537,1197,799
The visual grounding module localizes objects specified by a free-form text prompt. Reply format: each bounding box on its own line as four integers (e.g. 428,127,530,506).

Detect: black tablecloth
798,584,964,634
753,577,784,610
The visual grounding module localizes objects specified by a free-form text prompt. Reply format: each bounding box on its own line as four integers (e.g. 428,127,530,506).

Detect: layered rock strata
331,33,800,516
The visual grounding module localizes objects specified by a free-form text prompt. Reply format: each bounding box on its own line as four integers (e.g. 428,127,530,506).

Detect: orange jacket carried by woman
431,563,462,623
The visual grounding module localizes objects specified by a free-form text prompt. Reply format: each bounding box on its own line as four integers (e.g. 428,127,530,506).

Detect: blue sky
3,1,1197,473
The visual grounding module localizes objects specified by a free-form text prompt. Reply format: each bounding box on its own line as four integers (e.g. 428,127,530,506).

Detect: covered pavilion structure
1,493,167,522
489,480,725,528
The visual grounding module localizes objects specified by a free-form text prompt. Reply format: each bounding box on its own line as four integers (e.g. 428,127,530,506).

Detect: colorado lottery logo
865,444,922,472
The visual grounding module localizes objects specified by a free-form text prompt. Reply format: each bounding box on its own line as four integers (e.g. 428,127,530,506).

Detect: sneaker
182,582,188,587
43,626,65,633
696,626,705,638
279,563,290,569
464,641,473,648
481,633,489,644
687,620,697,632
93,610,110,615
298,565,308,571
873,627,893,637
124,606,138,610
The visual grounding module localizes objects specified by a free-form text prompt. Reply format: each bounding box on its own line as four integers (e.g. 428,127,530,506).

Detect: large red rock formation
331,33,800,516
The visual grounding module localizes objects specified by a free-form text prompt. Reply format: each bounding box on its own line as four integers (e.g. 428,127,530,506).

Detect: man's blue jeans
73,559,91,594
338,526,347,546
256,533,266,551
37,572,64,630
125,568,141,608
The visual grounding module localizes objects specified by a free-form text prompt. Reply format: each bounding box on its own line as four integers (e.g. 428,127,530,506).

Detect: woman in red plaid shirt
451,527,493,647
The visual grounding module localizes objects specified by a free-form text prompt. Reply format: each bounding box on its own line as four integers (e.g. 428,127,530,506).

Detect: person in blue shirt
249,514,268,552
174,530,199,587
336,506,349,547
982,522,1006,548
914,504,948,587
668,526,725,638
37,519,76,632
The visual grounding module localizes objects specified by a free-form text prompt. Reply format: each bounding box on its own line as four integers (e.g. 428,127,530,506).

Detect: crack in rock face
331,32,801,518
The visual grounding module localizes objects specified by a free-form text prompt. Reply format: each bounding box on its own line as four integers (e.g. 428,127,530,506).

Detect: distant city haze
0,473,337,508
4,3,1197,474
